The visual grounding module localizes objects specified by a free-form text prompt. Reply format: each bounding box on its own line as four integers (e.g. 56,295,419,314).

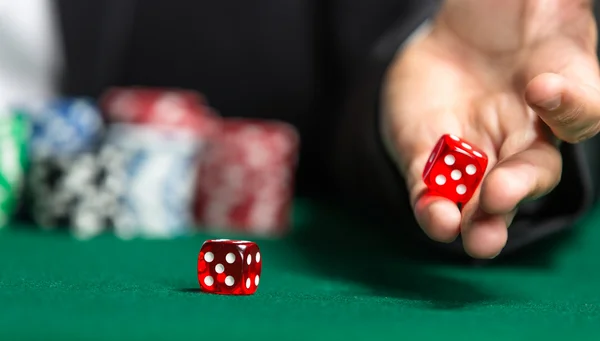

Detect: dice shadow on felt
287,201,499,310
177,288,202,293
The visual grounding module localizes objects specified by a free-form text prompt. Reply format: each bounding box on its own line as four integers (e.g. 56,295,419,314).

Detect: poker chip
0,112,30,228
195,119,300,236
100,87,206,113
103,123,207,154
20,88,302,242
26,151,126,239
101,124,204,239
25,90,215,240
99,87,219,136
23,98,104,160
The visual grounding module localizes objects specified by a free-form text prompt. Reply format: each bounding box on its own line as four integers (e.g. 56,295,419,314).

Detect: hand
381,0,599,259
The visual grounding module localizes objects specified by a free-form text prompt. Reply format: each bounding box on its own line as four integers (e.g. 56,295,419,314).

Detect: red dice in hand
422,134,488,206
198,239,262,295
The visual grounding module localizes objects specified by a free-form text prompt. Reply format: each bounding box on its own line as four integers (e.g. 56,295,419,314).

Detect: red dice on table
422,134,488,206
197,239,262,295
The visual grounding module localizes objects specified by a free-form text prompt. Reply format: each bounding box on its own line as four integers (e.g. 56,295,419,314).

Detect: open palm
381,0,599,258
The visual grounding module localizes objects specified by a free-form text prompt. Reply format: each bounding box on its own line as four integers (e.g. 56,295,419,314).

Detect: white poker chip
28,149,126,237
104,124,203,154
71,204,105,240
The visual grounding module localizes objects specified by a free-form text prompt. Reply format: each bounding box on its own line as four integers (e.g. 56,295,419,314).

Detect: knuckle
570,121,600,143
549,103,600,143
553,104,585,128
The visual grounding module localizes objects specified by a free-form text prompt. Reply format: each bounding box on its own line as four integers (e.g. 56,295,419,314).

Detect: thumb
525,70,600,144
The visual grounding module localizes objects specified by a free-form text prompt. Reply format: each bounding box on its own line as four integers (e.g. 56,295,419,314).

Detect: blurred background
0,0,599,246
0,0,310,242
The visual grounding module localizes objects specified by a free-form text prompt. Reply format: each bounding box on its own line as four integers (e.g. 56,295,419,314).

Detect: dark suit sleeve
327,0,600,260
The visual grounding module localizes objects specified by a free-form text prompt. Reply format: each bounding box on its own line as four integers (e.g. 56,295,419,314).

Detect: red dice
422,134,488,206
197,239,262,295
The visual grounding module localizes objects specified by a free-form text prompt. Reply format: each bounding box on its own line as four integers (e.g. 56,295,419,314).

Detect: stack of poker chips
195,119,299,236
17,87,300,240
99,88,219,239
0,112,29,228
25,98,121,239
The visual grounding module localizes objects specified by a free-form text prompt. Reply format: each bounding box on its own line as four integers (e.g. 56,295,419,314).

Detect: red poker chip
205,119,299,167
194,118,300,236
99,87,218,137
100,87,205,112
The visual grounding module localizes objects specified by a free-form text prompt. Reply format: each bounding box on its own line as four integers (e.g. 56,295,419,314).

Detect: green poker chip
0,110,30,228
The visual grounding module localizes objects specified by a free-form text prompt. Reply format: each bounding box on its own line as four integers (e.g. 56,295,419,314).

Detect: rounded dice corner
441,133,459,142
422,135,448,180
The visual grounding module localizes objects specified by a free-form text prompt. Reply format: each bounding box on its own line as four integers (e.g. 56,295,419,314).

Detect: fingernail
536,95,562,111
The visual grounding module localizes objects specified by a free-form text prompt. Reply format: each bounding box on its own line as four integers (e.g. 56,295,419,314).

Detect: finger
460,203,517,259
479,138,562,215
525,72,600,143
396,144,463,243
381,112,464,243
459,181,517,259
459,138,561,259
414,191,462,243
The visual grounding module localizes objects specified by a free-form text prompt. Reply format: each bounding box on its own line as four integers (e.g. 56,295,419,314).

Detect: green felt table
1,197,600,341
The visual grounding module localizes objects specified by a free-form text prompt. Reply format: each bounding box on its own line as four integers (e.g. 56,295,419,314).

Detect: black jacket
55,0,600,259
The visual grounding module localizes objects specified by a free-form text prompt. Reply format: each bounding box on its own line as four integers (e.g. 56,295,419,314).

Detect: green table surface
1,198,600,341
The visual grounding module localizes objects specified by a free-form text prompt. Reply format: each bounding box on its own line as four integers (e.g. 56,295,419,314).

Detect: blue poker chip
24,98,104,159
